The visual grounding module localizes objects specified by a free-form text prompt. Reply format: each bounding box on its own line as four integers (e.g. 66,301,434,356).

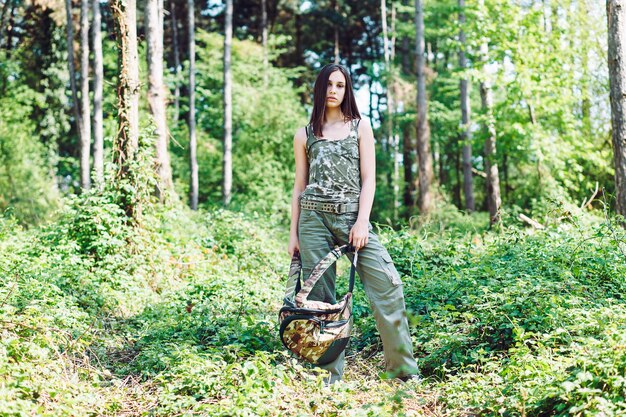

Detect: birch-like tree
92,0,104,186
170,0,181,122
458,0,473,212
188,0,198,210
607,0,626,219
64,0,84,186
79,0,91,189
415,0,434,214
261,0,268,86
222,0,233,206
478,0,500,226
146,0,173,200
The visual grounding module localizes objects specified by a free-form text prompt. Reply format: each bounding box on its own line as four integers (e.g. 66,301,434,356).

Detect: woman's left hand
349,219,369,250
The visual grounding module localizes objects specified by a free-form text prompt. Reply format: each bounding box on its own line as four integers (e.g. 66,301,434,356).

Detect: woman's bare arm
288,127,309,255
350,119,376,249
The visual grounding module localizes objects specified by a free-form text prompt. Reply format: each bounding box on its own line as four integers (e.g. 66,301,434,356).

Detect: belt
300,199,359,214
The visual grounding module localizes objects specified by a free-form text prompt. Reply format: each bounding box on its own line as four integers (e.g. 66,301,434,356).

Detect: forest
2,0,626,415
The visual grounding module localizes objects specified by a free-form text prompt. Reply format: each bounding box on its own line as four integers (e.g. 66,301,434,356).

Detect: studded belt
300,199,359,214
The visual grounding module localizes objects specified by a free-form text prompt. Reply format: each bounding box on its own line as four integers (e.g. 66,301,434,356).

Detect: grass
1,199,626,416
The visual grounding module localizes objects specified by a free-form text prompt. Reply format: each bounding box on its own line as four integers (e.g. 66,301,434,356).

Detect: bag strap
283,252,303,301
292,245,357,305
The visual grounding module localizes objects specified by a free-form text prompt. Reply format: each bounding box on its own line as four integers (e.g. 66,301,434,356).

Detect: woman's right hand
288,235,300,257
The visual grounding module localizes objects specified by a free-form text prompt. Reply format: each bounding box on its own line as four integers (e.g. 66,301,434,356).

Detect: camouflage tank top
299,119,361,204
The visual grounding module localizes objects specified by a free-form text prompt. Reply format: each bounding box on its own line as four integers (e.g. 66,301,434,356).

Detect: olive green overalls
298,119,418,383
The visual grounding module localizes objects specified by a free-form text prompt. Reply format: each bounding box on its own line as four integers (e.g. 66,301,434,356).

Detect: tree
64,0,83,184
110,0,140,218
458,0,473,212
414,0,434,214
188,0,198,210
79,0,91,190
477,0,500,226
92,0,104,186
261,0,268,86
0,0,15,49
222,0,233,206
608,0,626,219
146,0,173,200
170,0,181,123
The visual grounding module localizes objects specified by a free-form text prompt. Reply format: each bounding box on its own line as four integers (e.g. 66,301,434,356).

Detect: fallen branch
519,213,544,229
580,181,599,209
471,167,487,178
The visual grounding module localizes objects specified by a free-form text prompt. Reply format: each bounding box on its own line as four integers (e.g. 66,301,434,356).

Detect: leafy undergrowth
0,198,435,417
1,197,626,416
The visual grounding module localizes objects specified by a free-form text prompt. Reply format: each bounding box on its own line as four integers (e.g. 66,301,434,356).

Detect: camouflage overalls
298,119,418,382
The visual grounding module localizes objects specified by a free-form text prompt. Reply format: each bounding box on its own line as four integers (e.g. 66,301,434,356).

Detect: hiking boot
397,373,422,383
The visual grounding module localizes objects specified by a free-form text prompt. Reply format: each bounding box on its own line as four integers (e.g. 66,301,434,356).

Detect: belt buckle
332,203,341,213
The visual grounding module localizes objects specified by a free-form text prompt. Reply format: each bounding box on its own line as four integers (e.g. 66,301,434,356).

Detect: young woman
287,63,419,383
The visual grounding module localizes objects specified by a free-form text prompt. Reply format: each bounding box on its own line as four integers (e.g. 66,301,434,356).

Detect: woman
287,63,419,384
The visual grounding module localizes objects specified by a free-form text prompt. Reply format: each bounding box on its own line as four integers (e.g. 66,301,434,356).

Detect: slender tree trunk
261,0,268,86
79,0,91,190
478,10,501,226
188,0,198,210
92,0,104,186
608,0,626,219
503,152,509,198
402,36,410,74
0,0,13,49
65,0,84,182
110,0,140,218
170,0,181,123
459,0,473,211
333,0,339,64
295,12,302,66
382,0,397,219
147,0,173,200
402,122,414,209
415,0,434,214
334,29,339,63
223,0,233,206
3,0,15,54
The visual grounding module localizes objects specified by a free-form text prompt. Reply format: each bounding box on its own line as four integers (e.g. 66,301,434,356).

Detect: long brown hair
309,64,361,138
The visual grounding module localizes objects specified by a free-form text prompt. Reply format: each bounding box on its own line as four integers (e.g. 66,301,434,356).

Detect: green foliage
0,51,60,225
385,206,626,416
168,31,306,225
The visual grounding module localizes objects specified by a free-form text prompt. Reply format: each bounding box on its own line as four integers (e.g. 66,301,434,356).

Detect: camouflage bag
279,245,357,365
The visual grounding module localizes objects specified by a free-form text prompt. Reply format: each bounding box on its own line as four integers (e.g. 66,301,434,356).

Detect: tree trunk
478,8,501,226
3,0,15,54
261,0,268,86
402,36,410,75
0,0,14,49
503,151,509,198
333,0,339,64
459,0,473,211
453,145,461,208
146,0,173,200
170,0,181,123
188,0,198,210
92,0,104,187
223,0,233,206
295,11,302,66
79,0,91,190
402,122,414,209
415,0,434,214
382,0,397,219
110,0,140,218
65,0,84,182
608,0,626,219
